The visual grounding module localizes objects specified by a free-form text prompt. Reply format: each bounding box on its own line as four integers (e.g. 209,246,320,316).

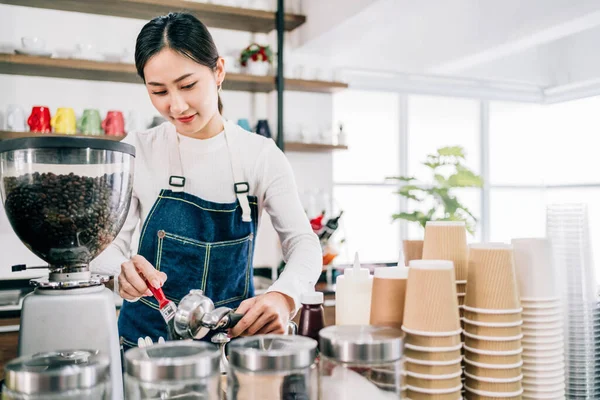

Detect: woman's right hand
118,255,167,301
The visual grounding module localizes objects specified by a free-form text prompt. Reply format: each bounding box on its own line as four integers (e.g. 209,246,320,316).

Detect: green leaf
396,185,424,201
447,166,484,188
437,146,466,159
392,211,427,223
434,174,448,187
386,176,416,182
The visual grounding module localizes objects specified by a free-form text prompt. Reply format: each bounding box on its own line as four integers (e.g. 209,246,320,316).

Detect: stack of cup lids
462,243,524,399
547,204,598,399
512,238,565,400
403,260,463,399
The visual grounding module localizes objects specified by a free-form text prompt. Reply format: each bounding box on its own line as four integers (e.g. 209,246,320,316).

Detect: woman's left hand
230,292,294,337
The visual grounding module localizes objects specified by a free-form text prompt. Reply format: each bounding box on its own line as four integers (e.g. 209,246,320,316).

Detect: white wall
0,4,334,277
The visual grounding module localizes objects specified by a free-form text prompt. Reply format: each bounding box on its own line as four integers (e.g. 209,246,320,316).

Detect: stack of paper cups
403,240,424,266
403,260,463,399
462,243,524,399
512,238,565,399
370,267,409,329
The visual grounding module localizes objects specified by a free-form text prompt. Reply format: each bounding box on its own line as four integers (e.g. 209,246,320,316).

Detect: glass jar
227,334,318,400
319,326,405,400
2,349,110,399
125,341,220,400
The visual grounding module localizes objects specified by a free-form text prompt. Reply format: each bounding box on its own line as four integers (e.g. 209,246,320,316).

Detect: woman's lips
176,114,196,123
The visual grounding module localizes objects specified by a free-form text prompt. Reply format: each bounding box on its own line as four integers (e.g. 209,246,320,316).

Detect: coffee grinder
0,137,135,400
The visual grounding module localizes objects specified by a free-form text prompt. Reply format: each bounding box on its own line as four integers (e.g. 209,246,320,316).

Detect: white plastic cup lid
301,291,324,305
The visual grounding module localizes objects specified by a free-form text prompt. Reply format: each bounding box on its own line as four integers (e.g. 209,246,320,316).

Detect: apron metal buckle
169,175,186,187
234,182,249,194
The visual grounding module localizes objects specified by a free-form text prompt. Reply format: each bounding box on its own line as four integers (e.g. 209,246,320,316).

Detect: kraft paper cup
370,267,408,329
464,322,522,338
463,331,523,352
457,281,467,294
462,317,523,329
406,358,463,375
422,221,468,281
405,343,463,362
462,306,522,324
512,238,559,300
404,260,461,332
465,244,520,310
464,376,522,393
463,346,523,365
403,239,424,266
405,370,462,390
406,386,463,400
464,386,523,399
403,327,463,347
464,359,523,379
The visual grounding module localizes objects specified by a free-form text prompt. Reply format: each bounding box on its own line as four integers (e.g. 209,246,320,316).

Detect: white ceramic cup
21,36,45,51
5,104,26,131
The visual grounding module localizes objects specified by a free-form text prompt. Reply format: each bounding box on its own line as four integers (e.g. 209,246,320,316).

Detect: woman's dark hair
135,12,223,114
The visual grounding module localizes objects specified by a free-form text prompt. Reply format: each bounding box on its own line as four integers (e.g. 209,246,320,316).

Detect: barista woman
91,12,322,349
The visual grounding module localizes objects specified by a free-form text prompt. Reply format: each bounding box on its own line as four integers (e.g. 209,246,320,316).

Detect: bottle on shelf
318,211,343,244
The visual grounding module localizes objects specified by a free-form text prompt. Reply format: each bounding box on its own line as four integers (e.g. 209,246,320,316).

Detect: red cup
102,110,125,136
27,106,52,133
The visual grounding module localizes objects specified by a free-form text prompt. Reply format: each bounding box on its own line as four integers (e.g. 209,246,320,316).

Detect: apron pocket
205,232,254,307
155,230,253,305
155,230,209,301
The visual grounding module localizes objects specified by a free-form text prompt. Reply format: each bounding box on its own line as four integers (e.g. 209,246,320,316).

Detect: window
407,95,482,240
332,90,400,264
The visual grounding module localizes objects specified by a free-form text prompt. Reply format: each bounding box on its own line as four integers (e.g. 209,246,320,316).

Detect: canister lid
229,335,317,372
125,341,220,381
301,291,324,305
4,349,109,394
319,326,404,363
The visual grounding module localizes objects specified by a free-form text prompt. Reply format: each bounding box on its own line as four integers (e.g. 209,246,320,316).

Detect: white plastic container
335,253,373,325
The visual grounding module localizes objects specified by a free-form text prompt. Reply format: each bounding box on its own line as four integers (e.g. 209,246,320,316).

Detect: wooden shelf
0,132,349,152
0,131,126,141
0,53,349,93
0,0,306,33
285,142,348,152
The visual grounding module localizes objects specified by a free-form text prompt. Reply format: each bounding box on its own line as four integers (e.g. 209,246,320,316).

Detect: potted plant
388,146,483,262
239,43,273,76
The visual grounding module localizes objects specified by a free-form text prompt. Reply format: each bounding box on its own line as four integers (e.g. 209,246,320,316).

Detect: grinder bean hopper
0,137,135,400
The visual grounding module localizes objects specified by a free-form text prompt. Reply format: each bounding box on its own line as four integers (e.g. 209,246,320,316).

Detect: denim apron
118,121,258,349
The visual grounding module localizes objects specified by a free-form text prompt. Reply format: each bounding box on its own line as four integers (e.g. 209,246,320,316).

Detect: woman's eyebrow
147,73,195,86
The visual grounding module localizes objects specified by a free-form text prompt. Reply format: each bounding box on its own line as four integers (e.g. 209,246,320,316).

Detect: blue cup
255,119,272,139
237,118,252,132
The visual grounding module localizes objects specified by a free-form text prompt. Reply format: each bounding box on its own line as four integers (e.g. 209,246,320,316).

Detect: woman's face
143,48,225,135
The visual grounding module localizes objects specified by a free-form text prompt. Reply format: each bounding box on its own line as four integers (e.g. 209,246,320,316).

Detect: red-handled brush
143,277,177,339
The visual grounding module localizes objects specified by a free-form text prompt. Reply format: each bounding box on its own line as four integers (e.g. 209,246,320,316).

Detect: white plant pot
246,60,270,76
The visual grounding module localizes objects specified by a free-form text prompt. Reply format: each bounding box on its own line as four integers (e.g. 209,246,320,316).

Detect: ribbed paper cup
465,244,520,310
404,260,461,332
403,328,463,347
464,376,522,393
422,221,468,281
458,295,466,306
457,281,467,294
370,266,408,329
521,320,562,330
464,359,523,379
522,383,565,395
463,307,522,324
521,308,561,319
521,362,564,373
520,298,561,308
464,323,522,337
463,332,523,352
405,343,463,362
406,358,463,375
520,335,563,346
522,376,565,386
405,370,462,390
521,327,562,339
463,346,522,365
512,238,559,300
406,387,463,400
464,386,523,399
403,239,424,266
521,346,563,358
520,369,564,381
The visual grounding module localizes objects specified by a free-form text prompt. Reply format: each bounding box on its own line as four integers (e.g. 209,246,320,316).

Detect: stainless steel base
18,285,123,400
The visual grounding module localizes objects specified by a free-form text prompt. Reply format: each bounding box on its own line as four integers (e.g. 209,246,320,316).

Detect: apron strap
167,120,252,222
224,121,252,223
168,128,186,192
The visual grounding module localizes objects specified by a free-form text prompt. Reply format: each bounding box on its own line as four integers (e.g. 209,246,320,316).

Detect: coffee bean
3,172,129,267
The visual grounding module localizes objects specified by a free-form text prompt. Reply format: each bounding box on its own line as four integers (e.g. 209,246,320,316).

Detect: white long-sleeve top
91,121,322,311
